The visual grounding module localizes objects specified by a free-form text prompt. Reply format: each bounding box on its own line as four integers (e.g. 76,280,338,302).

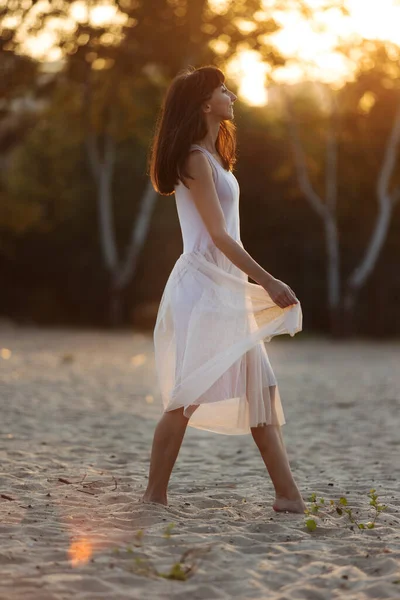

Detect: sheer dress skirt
153,246,302,435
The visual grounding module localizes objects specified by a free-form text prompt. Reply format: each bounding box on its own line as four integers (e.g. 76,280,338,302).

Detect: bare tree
283,86,400,335
83,93,160,325
344,100,400,313
283,87,341,334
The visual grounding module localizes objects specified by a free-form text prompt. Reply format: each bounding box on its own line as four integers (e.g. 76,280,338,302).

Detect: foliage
304,489,388,532
111,523,214,581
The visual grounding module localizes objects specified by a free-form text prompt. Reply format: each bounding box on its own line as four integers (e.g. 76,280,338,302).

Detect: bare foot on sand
273,494,307,514
139,494,168,506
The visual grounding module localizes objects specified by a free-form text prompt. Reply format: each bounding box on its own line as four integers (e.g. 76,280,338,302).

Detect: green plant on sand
304,489,387,532
111,524,215,581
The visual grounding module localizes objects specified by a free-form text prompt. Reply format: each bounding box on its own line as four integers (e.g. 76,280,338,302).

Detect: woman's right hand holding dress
262,277,298,309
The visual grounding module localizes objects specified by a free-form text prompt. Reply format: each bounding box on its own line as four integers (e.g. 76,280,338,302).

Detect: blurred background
1,0,399,337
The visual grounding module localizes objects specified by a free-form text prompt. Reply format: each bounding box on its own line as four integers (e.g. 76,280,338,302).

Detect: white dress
153,144,302,435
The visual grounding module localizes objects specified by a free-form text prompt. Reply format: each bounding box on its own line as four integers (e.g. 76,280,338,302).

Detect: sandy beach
0,323,399,599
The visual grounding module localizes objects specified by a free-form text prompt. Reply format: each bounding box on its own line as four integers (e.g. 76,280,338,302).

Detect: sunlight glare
90,4,127,27
346,0,400,45
70,1,88,23
209,38,229,55
9,0,400,101
68,537,93,566
269,0,400,87
22,31,57,60
207,0,231,15
235,19,257,34
358,91,376,114
227,50,269,106
70,1,127,27
131,354,147,367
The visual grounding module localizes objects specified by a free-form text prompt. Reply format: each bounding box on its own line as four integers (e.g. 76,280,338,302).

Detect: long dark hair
148,65,237,196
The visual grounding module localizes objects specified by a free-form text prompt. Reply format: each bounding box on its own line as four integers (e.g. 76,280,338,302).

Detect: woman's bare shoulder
183,149,213,181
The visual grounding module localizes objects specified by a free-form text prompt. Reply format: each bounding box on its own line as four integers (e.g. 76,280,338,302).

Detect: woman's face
206,82,237,120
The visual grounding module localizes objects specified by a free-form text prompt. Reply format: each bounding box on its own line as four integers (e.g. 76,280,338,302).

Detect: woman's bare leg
140,407,189,506
250,386,306,514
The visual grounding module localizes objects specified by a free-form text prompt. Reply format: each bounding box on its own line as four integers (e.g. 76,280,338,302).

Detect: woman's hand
262,277,298,309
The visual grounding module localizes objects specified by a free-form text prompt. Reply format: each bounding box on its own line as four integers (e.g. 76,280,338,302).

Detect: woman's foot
139,492,168,506
273,493,307,514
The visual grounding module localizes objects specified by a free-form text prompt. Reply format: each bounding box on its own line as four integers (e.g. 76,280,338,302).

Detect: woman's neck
197,121,220,154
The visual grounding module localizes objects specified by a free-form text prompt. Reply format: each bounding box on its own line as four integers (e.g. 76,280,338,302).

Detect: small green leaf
305,519,317,531
163,523,175,538
336,507,343,515
366,522,375,529
135,529,144,539
339,497,348,506
160,563,188,581
358,523,365,529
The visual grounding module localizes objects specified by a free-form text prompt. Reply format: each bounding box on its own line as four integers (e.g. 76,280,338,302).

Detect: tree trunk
346,200,392,296
97,135,118,271
108,277,124,328
115,179,159,290
284,87,342,336
324,212,342,336
342,286,358,337
343,101,400,326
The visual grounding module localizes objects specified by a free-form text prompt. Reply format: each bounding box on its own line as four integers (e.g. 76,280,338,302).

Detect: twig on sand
1,494,15,501
56,473,118,493
77,489,96,496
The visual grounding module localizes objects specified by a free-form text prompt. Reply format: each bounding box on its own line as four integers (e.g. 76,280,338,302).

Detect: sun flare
7,0,400,106
230,0,400,104
226,51,270,107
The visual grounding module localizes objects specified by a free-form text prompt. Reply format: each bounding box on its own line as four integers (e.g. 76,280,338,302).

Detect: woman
141,65,306,514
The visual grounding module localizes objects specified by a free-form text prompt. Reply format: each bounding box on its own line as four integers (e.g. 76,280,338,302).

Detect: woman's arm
182,151,298,309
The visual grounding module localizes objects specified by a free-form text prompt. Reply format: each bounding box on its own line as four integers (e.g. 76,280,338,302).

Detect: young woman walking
141,65,306,514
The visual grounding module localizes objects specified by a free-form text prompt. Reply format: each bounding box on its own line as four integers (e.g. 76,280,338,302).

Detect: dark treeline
1,2,399,336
